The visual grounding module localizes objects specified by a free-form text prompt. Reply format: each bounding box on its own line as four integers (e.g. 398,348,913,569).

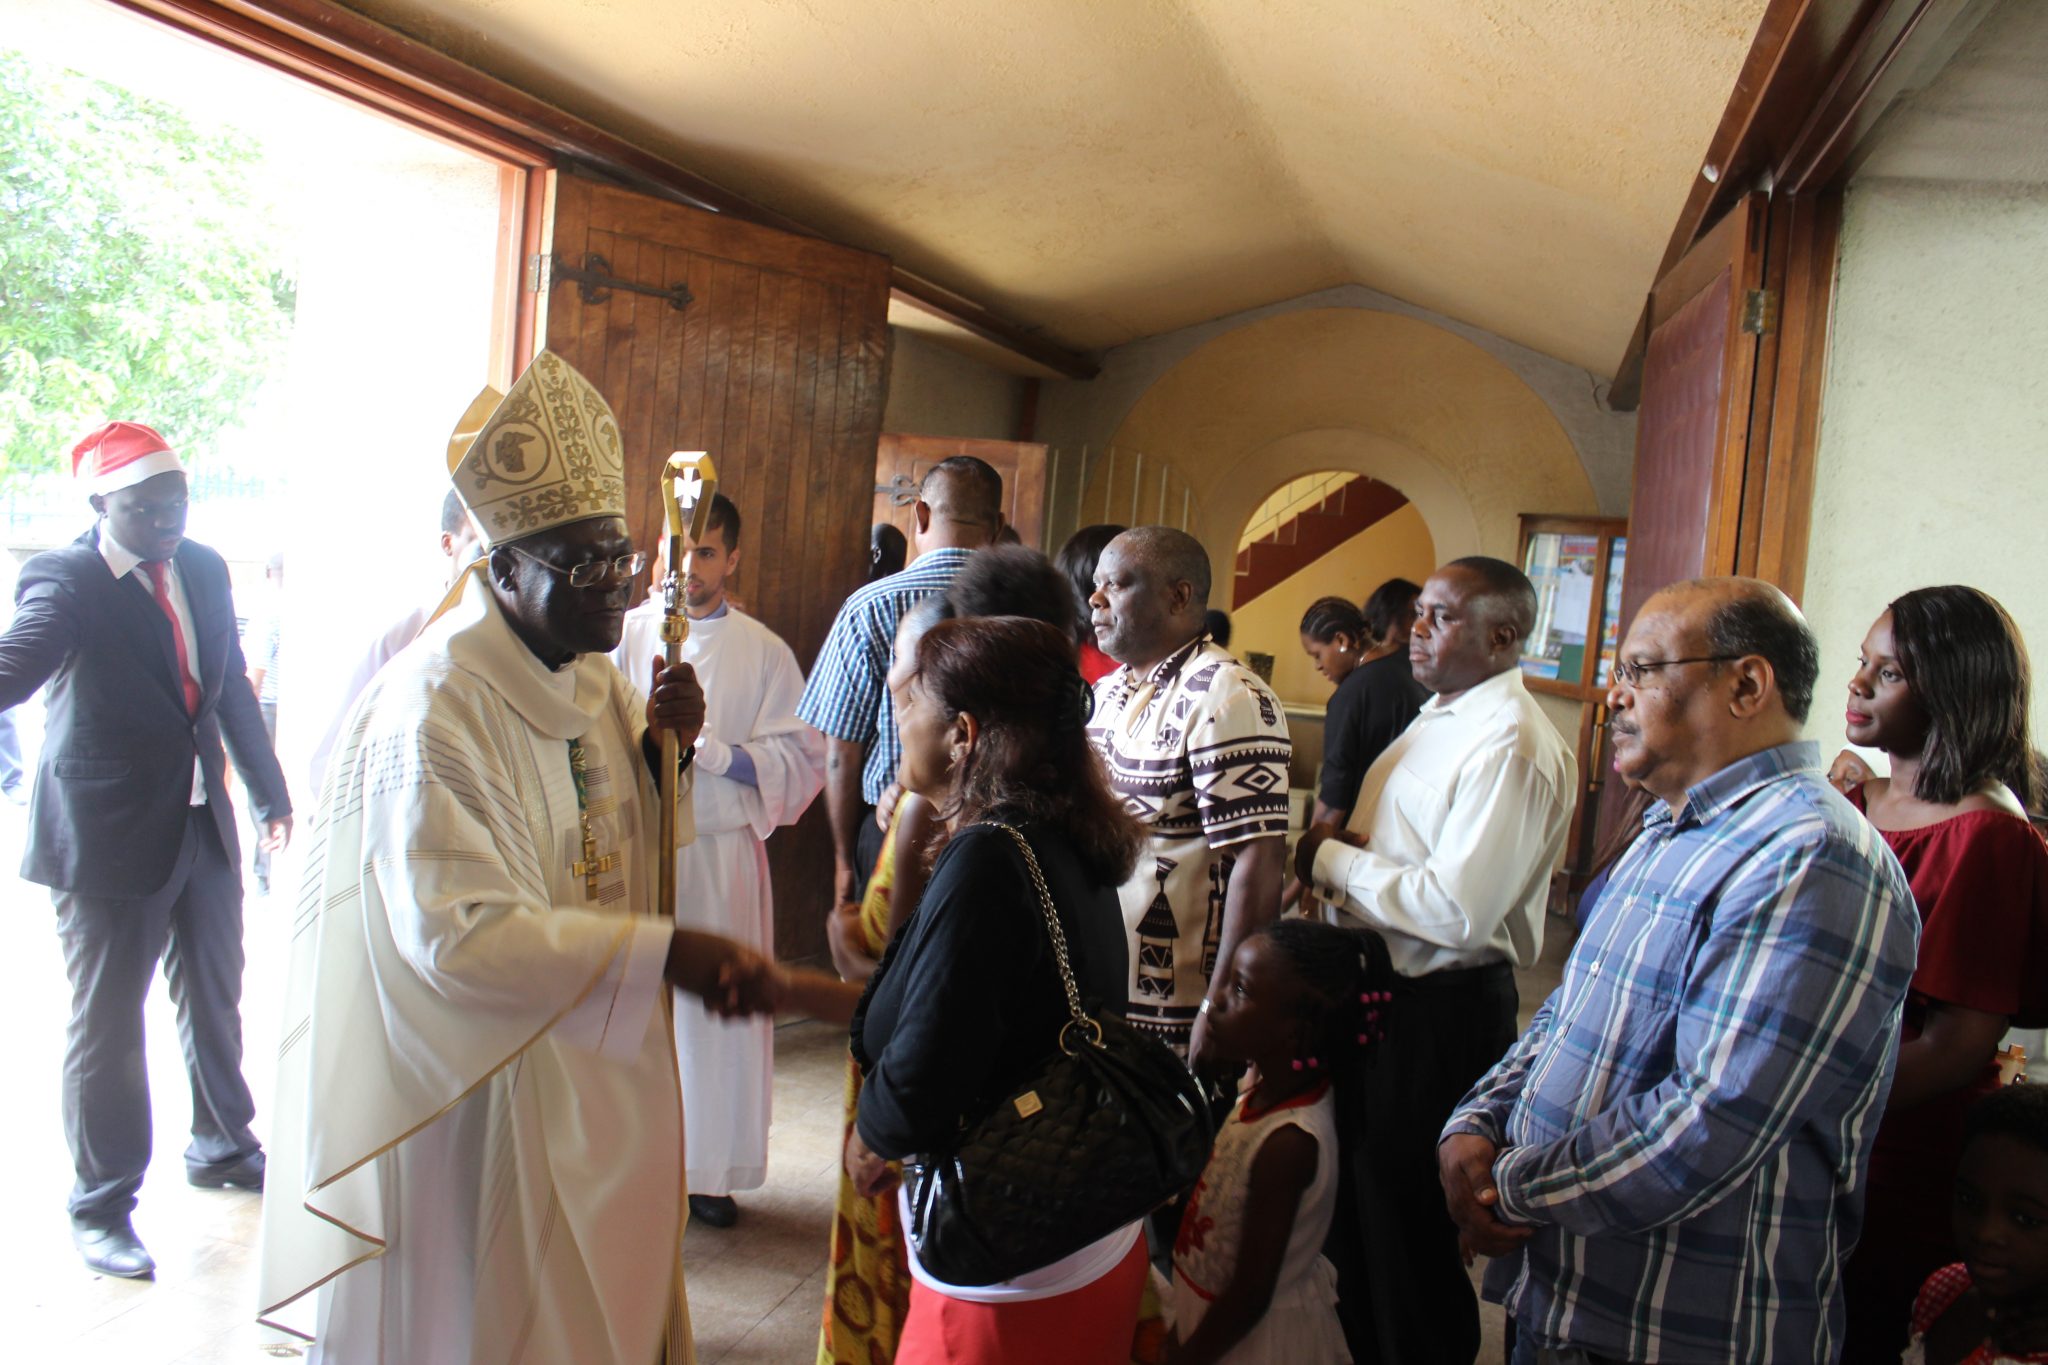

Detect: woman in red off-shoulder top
1837,586,2048,1364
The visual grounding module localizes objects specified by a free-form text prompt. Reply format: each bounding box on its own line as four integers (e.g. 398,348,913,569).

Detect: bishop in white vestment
259,352,770,1365
615,495,824,1213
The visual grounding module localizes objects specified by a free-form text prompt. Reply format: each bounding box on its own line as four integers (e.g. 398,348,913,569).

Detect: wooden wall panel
541,172,893,961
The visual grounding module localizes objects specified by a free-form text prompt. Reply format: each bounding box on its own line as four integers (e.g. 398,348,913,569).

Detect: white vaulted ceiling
339,0,1768,375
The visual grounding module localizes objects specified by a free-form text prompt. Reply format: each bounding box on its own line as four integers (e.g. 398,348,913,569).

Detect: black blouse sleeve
1318,671,1369,814
854,828,1042,1159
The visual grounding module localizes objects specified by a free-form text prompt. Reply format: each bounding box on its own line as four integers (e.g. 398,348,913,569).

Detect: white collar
437,571,614,741
96,525,153,581
1419,665,1527,722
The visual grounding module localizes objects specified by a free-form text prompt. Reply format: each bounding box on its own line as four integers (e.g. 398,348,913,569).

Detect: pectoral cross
572,829,617,899
566,737,617,900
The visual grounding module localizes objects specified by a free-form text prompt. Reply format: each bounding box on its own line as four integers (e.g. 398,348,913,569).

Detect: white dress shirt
1311,666,1574,977
99,530,206,805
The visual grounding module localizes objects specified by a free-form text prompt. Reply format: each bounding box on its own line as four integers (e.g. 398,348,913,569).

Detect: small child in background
1164,918,1391,1364
1904,1083,2048,1365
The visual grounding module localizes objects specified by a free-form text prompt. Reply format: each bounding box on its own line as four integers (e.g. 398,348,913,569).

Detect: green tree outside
0,49,294,488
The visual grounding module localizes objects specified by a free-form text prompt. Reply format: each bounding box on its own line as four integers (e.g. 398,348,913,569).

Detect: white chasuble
615,603,824,1194
259,572,697,1365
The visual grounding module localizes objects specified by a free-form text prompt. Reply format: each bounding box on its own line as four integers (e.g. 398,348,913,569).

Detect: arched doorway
1224,468,1435,706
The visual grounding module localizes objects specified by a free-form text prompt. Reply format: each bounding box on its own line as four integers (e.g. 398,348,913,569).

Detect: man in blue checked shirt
1440,577,1918,1365
797,456,1003,904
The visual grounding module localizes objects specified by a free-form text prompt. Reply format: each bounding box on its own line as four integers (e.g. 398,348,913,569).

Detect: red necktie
143,561,201,715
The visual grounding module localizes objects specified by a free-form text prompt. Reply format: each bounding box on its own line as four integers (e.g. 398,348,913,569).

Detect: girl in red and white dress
1166,918,1393,1364
1904,1084,2048,1365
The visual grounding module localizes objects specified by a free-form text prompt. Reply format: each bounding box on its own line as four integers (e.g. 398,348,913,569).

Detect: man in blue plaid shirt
797,457,1002,904
1441,578,1918,1365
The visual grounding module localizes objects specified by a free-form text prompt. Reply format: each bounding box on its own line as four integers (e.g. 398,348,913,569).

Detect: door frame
108,0,1096,379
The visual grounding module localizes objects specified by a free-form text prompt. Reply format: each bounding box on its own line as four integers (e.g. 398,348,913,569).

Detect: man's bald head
1608,575,1818,807
1658,576,1820,723
1443,556,1537,641
915,456,1004,551
1112,526,1212,607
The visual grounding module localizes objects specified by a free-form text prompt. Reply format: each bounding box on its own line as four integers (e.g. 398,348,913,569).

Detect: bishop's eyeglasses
506,546,647,588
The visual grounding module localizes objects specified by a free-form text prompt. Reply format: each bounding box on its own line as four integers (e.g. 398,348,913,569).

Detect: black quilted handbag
901,821,1217,1287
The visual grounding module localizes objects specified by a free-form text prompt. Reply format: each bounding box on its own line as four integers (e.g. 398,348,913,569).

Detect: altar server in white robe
257,350,777,1365
615,491,824,1228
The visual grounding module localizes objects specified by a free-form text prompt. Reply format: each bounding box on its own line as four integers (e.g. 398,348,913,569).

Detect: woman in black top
1284,584,1428,912
1302,581,1428,825
842,615,1149,1362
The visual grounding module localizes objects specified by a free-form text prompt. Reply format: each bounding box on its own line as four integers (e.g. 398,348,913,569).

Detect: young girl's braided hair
1259,917,1398,1072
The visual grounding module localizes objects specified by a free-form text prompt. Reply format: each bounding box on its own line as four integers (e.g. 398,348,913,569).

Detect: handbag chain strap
980,821,1104,1053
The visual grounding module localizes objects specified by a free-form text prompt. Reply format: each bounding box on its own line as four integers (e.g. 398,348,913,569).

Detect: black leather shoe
188,1149,265,1191
73,1218,155,1279
688,1194,739,1229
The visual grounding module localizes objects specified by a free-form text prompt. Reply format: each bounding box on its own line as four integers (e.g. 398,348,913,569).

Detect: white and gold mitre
446,349,627,547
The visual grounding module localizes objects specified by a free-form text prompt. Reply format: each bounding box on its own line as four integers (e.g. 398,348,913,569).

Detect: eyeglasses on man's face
507,546,647,588
1610,655,1742,688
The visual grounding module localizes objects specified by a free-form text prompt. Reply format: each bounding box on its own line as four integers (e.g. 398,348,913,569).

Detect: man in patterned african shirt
1085,527,1291,1071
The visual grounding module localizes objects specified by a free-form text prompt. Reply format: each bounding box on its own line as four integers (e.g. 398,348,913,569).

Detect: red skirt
894,1236,1148,1365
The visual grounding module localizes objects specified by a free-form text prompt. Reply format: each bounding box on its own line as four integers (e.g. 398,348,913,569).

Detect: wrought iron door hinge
1742,288,1779,335
528,251,693,312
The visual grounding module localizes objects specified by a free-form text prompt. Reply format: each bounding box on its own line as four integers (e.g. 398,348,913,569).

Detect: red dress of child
1902,1263,2048,1365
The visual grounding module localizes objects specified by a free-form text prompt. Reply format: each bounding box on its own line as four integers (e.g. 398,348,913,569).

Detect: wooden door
537,171,893,960
1591,193,1770,862
874,433,1048,552
1615,192,1769,635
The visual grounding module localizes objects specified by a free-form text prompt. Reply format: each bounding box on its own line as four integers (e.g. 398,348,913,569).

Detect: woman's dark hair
1204,609,1233,649
1886,585,2037,809
944,544,1075,638
1054,524,1125,648
1300,595,1368,646
1362,577,1423,644
1964,1081,2048,1158
1258,918,1397,1087
911,616,1143,885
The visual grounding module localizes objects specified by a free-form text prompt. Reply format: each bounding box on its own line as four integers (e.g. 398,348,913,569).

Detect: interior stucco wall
880,326,1026,441
1038,285,1636,549
1803,177,2048,748
1063,306,1602,746
1231,503,1437,708
1093,308,1598,582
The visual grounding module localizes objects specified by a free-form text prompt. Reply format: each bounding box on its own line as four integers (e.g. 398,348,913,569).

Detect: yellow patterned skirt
817,825,911,1365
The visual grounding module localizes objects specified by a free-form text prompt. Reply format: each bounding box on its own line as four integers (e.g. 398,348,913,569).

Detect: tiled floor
0,800,1572,1363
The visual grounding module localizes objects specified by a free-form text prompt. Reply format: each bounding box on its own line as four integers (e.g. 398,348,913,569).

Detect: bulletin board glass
1516,515,1629,701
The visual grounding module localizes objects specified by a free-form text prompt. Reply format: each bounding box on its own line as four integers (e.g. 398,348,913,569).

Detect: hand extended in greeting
1438,1133,1535,1263
663,930,785,1016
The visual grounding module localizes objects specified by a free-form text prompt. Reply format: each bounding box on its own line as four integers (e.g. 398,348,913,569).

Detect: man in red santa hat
0,422,292,1278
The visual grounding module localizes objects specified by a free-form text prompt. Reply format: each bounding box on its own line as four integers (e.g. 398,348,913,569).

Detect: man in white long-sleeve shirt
1292,555,1574,1365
